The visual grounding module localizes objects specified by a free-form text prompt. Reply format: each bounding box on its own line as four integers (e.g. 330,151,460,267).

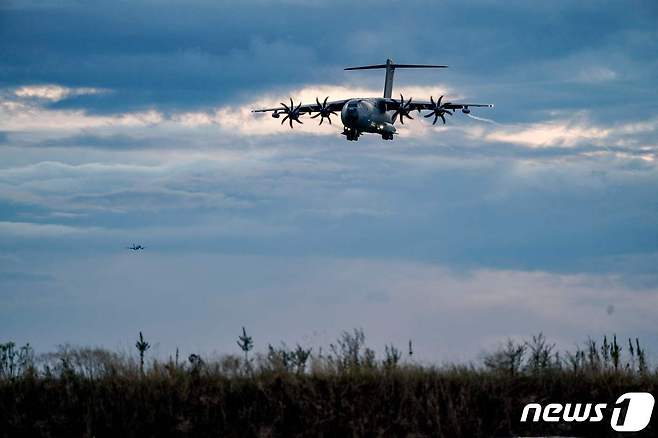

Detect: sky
1,0,657,362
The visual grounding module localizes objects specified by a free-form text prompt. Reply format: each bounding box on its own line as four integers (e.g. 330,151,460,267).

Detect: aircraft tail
345,59,447,98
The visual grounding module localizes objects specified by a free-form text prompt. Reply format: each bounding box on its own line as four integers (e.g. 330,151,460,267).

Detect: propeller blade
424,93,454,126
310,113,321,118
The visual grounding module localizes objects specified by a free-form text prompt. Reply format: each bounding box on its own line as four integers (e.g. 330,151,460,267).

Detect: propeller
310,96,337,125
280,98,304,128
392,94,414,124
424,95,453,125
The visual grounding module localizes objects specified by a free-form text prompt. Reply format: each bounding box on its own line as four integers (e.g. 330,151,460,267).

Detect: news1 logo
520,392,655,432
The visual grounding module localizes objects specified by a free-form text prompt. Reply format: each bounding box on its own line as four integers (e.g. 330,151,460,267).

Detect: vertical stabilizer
383,58,395,98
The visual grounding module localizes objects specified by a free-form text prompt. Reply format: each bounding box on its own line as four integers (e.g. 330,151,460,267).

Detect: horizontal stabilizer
345,59,448,98
345,63,447,70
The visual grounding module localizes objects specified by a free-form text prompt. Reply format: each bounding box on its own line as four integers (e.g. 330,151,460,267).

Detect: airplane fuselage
340,98,397,140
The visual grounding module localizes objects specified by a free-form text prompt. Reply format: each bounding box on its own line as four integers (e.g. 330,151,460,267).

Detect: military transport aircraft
252,58,493,141
126,244,145,251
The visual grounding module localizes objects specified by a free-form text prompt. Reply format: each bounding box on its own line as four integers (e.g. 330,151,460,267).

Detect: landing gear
381,133,394,140
342,127,360,141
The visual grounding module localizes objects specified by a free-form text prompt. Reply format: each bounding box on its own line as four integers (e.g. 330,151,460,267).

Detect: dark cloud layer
2,0,657,119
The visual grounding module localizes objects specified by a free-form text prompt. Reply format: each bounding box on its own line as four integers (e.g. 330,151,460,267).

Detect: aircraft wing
384,98,493,111
252,99,350,114
432,102,493,111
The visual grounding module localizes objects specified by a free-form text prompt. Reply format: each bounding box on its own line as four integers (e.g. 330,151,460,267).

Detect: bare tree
135,332,150,375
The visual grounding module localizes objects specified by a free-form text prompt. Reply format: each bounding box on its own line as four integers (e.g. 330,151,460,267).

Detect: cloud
574,66,618,83
0,160,255,214
4,81,654,163
13,85,107,101
0,221,100,237
1,0,657,359
2,0,654,116
3,253,658,360
1,138,656,283
0,271,53,283
483,116,611,147
0,97,163,132
1,83,457,139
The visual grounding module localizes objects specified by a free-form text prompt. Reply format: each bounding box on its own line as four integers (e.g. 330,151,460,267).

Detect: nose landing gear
381,133,394,140
342,127,361,141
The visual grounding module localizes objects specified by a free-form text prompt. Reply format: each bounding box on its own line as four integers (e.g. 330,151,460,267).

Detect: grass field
1,330,655,437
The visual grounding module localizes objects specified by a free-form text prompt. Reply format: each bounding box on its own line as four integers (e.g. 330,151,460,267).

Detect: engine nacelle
462,107,471,114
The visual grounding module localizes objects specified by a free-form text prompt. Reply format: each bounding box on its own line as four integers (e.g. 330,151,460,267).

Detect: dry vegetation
1,330,656,437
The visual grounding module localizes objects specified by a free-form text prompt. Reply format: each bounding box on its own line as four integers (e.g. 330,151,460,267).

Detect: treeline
0,330,656,437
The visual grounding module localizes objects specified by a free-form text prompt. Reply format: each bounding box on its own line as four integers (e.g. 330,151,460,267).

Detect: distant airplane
126,244,144,251
252,58,493,141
